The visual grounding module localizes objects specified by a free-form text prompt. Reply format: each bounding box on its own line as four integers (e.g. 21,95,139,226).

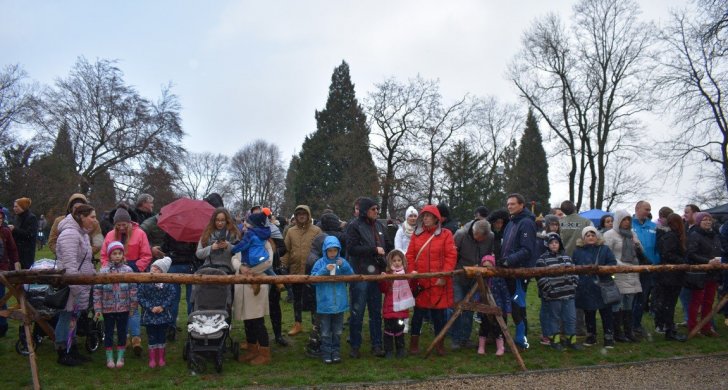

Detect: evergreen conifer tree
505,108,550,215
294,61,378,216
442,140,487,223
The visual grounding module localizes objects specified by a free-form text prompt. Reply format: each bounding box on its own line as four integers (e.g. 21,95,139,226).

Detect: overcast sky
2,0,698,212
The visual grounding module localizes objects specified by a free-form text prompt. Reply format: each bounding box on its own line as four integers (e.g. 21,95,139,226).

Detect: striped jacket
535,250,578,301
93,263,138,314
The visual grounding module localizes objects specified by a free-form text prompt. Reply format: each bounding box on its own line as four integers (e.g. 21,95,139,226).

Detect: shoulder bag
45,248,89,309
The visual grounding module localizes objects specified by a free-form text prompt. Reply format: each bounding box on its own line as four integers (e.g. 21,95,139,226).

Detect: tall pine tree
505,108,550,215
294,61,378,216
442,140,487,223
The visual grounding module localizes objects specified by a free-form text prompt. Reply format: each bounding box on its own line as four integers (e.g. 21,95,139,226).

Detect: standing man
559,200,593,257
131,193,154,224
346,197,390,358
283,205,321,336
10,197,38,270
684,204,701,233
451,219,493,349
498,193,538,349
632,200,659,337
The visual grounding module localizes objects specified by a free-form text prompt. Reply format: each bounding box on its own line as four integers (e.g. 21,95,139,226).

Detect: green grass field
1,248,726,388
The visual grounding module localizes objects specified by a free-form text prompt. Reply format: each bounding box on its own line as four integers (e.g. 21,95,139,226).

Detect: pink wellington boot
148,348,157,368
495,337,505,357
477,336,487,355
158,346,166,367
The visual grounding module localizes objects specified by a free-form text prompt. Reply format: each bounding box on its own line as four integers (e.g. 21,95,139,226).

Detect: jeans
168,263,194,329
146,324,166,347
349,281,382,349
411,308,446,336
103,312,129,348
451,278,475,343
679,288,692,322
613,293,636,312
543,298,576,336
54,311,74,349
125,260,142,337
319,312,344,360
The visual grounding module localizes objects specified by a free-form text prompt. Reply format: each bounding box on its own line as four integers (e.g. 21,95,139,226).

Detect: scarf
617,228,636,264
391,267,415,312
403,221,415,238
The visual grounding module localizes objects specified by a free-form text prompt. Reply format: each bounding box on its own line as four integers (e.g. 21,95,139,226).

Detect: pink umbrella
157,198,216,243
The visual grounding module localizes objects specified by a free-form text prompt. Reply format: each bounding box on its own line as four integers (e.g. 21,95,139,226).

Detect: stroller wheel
215,354,223,373
188,353,206,374
85,331,102,353
15,339,31,356
232,344,240,360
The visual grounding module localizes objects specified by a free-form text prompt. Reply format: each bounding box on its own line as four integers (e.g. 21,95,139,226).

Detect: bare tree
654,4,728,193
510,0,654,210
0,64,33,148
365,76,436,217
228,140,286,214
172,151,229,200
29,57,184,196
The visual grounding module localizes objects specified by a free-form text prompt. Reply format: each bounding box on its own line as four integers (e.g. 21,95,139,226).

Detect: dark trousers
653,283,681,331
585,308,614,337
292,284,304,323
268,284,282,338
411,308,446,336
103,312,129,349
383,318,406,353
244,317,269,347
146,324,166,347
479,314,507,338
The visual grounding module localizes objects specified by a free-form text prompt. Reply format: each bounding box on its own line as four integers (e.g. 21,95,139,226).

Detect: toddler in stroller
183,264,238,373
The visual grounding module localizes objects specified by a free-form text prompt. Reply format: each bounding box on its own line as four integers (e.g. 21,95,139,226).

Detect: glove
496,256,508,268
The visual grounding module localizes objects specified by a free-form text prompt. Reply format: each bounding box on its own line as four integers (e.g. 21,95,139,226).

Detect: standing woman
9,197,38,269
54,204,97,366
687,212,722,337
100,207,153,356
603,209,642,343
405,205,457,356
0,211,19,337
196,207,240,272
655,213,688,341
573,226,617,348
394,206,418,253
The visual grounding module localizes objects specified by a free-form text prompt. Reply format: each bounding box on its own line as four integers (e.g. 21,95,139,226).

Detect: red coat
405,205,457,309
0,226,19,271
379,277,415,319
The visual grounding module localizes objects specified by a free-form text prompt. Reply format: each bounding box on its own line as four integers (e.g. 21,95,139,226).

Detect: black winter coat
346,217,390,275
656,230,686,286
572,242,617,310
12,210,38,269
688,228,722,281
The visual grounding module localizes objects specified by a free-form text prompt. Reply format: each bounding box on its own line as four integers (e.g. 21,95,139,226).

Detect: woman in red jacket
405,204,457,356
0,211,19,337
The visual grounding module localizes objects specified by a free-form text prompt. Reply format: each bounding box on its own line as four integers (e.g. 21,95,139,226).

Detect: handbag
598,280,621,305
44,248,89,309
411,234,436,299
684,271,707,290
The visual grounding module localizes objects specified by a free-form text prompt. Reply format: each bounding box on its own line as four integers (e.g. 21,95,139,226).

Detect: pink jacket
100,222,152,272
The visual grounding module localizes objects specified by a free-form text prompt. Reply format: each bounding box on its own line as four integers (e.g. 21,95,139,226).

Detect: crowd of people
0,193,726,370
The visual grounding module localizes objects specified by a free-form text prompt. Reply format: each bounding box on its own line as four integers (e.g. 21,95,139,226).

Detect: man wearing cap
346,197,390,358
10,197,38,269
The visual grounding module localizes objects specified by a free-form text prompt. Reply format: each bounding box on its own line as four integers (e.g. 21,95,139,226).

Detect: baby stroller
182,265,238,373
18,260,103,355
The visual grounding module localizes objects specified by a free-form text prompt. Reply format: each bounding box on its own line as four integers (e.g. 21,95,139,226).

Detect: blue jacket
137,282,176,326
501,209,538,268
311,236,354,314
572,240,617,310
632,217,660,264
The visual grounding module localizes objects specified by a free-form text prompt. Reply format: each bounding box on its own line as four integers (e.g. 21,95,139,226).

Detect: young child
93,241,138,369
379,249,414,358
310,236,353,364
535,233,581,351
232,213,276,278
478,254,511,356
137,257,175,368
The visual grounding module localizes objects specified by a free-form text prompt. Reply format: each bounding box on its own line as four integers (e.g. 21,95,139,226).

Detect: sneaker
275,336,290,347
473,313,482,324
539,336,551,346
583,335,597,347
332,355,342,364
676,321,687,328
323,358,333,364
655,325,665,334
604,337,615,349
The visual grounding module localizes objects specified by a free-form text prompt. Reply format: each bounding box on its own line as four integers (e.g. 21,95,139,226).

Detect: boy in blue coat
310,236,354,364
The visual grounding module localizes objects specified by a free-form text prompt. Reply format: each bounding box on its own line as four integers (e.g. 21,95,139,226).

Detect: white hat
151,257,172,273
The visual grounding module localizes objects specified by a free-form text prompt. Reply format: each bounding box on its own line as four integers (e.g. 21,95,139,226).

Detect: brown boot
409,335,420,354
238,343,259,363
250,346,271,365
288,322,303,336
435,339,446,356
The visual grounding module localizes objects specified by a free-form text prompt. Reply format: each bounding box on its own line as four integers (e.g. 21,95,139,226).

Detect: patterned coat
93,263,138,313
137,282,175,326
